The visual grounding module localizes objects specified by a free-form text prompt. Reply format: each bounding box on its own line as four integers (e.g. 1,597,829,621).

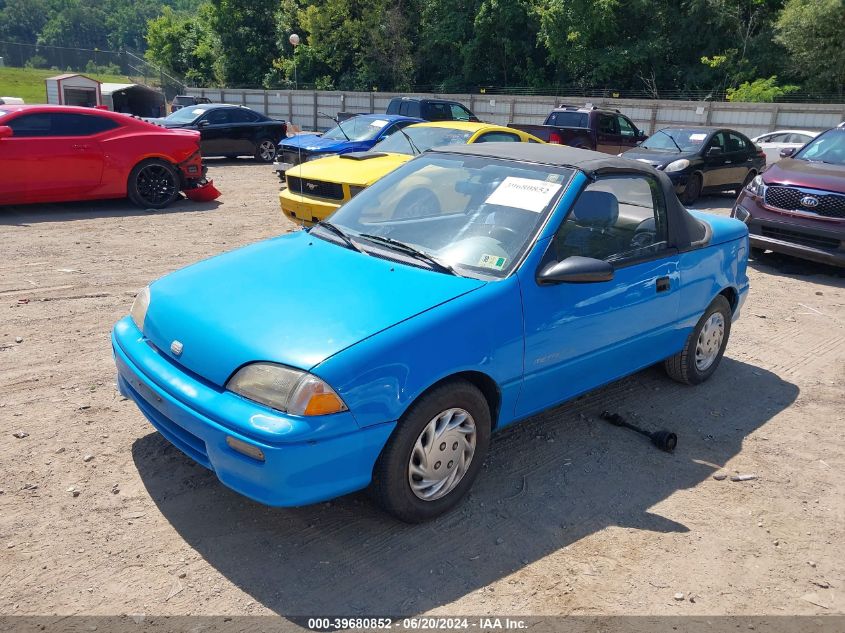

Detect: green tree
38,2,110,50
209,0,279,87
145,5,219,85
726,75,798,101
776,0,845,96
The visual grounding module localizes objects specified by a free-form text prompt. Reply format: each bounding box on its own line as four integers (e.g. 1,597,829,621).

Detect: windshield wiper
395,126,422,155
656,129,683,153
358,233,457,275
318,111,351,141
313,221,364,253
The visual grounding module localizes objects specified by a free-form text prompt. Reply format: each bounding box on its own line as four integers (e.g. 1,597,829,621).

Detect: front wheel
254,138,277,163
127,159,180,209
370,380,491,523
680,173,702,205
664,295,732,385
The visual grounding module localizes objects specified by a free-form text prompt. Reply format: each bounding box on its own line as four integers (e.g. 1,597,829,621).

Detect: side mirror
637,130,647,139
537,256,614,284
779,147,796,158
196,120,210,128
706,146,722,157
0,126,12,139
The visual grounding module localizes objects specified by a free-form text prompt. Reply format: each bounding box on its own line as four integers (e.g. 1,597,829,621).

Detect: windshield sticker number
689,133,707,142
370,119,388,128
478,254,507,270
485,177,562,212
192,109,205,115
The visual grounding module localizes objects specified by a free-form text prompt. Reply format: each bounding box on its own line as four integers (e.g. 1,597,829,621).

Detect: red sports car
0,105,220,208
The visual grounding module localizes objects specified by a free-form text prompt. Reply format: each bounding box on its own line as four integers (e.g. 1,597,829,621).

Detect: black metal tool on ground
600,411,677,452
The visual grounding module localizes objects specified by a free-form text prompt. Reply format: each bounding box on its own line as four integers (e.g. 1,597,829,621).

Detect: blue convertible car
272,113,422,179
113,143,749,522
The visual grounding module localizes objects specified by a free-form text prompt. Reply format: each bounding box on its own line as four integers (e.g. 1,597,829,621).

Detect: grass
0,66,135,104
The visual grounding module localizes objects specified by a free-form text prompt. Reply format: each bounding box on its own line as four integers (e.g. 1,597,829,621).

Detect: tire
127,159,180,209
680,173,702,205
664,295,732,385
254,138,277,163
370,380,491,523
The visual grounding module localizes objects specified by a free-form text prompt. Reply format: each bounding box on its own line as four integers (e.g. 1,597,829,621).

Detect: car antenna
656,129,683,153
319,111,351,141
396,126,422,155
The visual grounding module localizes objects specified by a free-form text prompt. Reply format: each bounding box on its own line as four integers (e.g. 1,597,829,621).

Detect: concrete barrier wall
186,87,845,138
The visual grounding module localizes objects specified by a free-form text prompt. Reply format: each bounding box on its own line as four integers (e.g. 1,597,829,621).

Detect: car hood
620,147,698,168
142,231,485,387
763,158,845,192
286,152,412,186
280,134,352,152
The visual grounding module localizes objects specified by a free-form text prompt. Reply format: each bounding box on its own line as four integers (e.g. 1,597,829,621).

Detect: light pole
289,33,300,90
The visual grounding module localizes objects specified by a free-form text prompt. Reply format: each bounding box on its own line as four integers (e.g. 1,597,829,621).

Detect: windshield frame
793,128,845,165
314,151,576,280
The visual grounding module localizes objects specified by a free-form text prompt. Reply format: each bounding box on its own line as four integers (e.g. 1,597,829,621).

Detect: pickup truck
509,105,646,154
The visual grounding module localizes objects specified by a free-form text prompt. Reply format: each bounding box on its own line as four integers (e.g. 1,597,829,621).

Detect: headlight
130,286,150,331
664,159,690,173
746,174,766,197
306,152,338,162
226,362,348,416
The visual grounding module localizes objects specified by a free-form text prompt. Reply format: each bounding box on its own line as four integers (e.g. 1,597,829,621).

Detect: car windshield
373,126,474,155
640,128,711,152
322,116,393,141
164,106,209,123
323,153,574,279
793,129,845,165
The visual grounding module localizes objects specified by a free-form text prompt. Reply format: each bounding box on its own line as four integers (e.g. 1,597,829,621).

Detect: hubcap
408,408,476,501
136,165,177,206
259,141,276,161
695,312,725,371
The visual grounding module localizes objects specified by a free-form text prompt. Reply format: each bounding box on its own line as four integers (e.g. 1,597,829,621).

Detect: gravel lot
1,160,843,620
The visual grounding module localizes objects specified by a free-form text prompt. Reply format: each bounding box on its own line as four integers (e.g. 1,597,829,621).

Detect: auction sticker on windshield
478,254,507,270
690,133,707,142
485,177,562,212
370,119,388,128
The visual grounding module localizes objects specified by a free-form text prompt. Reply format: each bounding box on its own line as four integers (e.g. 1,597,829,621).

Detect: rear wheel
370,380,491,523
127,159,180,209
680,173,702,205
665,295,732,385
254,138,277,163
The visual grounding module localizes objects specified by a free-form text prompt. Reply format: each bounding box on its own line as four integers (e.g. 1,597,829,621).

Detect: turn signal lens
130,286,150,331
287,374,348,416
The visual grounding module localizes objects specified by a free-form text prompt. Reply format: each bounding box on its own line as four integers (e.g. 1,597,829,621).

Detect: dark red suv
732,125,845,267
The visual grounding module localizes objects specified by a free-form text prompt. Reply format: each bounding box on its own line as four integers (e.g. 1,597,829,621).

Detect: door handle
656,276,670,293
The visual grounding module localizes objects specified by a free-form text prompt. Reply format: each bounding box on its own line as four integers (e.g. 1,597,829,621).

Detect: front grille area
760,225,841,250
286,176,344,200
280,149,308,165
765,186,845,219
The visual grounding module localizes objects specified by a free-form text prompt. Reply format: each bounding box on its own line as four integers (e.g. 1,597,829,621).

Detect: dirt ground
1,160,843,622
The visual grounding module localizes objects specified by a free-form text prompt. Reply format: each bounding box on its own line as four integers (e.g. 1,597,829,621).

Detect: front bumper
732,192,845,267
279,187,342,226
112,318,395,507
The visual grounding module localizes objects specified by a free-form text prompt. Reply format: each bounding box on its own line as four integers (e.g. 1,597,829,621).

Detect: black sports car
150,104,287,163
621,127,766,204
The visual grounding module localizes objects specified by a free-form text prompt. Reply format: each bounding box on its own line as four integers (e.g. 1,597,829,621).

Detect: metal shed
45,73,102,107
101,83,165,118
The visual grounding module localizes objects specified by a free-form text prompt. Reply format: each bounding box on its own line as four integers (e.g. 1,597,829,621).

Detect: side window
8,113,52,137
204,109,232,125
765,133,786,143
727,133,747,153
450,104,472,121
398,101,410,116
617,115,636,137
8,113,118,137
597,114,618,135
707,132,726,152
475,131,521,143
552,174,669,264
424,103,451,121
229,109,260,123
788,133,811,144
386,100,399,115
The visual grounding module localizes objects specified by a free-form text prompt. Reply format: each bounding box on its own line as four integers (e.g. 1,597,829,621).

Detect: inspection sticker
478,254,508,270
485,177,562,212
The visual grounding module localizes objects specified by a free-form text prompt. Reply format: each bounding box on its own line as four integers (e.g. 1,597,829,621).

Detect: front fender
314,278,525,429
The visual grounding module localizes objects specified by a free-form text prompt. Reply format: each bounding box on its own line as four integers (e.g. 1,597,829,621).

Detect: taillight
549,132,562,144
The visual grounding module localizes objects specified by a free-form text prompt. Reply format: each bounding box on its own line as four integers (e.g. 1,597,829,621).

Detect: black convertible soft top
437,142,710,251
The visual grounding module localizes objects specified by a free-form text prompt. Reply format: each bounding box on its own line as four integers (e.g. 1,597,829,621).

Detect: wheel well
413,371,502,429
719,286,738,313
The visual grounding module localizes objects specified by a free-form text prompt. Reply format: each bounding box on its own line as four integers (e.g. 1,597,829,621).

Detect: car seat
555,190,621,260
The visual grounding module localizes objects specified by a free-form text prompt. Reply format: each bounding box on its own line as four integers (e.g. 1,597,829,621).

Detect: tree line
2,0,843,100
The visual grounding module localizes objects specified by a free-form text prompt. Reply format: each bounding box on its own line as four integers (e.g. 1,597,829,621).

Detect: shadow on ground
0,196,221,225
133,358,797,618
749,251,844,282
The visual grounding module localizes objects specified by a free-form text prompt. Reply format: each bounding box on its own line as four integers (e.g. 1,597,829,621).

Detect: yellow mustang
279,121,543,225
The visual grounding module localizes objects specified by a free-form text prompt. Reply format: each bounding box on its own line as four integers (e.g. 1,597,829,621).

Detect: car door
701,131,731,189
1,111,110,201
227,108,263,154
516,172,680,417
616,114,641,152
196,108,233,156
595,113,621,153
724,132,754,187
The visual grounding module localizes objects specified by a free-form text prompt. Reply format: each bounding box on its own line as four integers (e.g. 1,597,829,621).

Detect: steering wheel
486,225,518,241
